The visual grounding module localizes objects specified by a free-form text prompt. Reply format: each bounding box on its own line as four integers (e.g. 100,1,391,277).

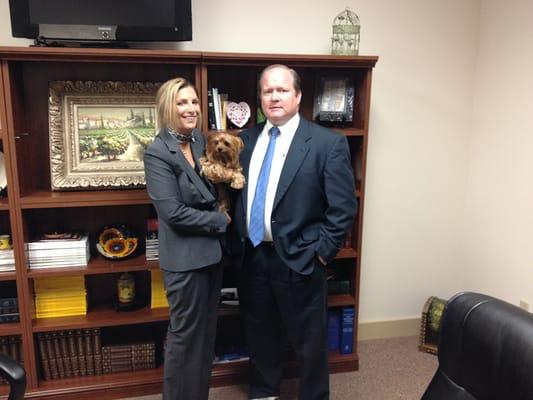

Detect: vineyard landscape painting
49,80,161,190
77,106,156,164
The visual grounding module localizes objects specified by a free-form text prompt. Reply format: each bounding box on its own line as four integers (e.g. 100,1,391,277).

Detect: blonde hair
156,77,201,131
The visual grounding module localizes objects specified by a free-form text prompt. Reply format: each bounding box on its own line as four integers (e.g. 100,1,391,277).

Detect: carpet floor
121,336,438,400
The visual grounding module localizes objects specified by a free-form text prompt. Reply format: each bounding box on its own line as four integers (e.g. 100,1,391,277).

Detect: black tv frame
9,0,192,46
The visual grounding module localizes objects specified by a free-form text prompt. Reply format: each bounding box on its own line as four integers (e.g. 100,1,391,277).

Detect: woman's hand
223,210,232,224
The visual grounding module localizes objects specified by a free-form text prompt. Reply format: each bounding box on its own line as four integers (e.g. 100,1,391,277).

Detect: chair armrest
0,353,26,400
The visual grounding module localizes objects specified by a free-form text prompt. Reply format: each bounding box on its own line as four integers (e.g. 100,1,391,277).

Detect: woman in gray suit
144,77,230,400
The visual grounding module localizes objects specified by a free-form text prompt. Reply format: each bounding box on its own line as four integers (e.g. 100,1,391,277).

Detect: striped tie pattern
248,126,280,247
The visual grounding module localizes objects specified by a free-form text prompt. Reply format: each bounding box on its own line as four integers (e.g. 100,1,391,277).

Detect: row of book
328,307,355,354
0,335,23,385
37,328,102,380
26,233,90,269
37,327,157,380
326,264,352,296
34,276,87,318
0,297,19,323
0,248,15,272
102,341,156,373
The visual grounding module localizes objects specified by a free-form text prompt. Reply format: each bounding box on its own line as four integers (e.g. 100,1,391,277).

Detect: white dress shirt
246,113,300,241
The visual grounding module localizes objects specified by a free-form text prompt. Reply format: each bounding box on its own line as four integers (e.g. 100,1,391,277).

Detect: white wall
0,1,496,323
463,0,533,306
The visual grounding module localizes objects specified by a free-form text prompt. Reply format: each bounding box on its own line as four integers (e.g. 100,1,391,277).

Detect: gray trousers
162,263,223,400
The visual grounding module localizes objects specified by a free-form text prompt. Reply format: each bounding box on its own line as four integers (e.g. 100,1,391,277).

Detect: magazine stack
145,219,159,262
150,269,168,309
26,232,90,269
0,248,15,272
34,276,87,318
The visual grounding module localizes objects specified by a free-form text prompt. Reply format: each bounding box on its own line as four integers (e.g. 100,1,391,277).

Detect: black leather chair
0,353,26,400
421,292,533,400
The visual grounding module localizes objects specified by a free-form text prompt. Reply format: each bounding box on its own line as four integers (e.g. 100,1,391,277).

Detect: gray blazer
144,128,228,272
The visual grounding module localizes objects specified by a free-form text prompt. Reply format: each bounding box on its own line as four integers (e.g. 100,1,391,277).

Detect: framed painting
49,80,161,190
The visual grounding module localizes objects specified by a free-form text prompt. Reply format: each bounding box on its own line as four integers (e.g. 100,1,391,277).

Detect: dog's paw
230,172,246,189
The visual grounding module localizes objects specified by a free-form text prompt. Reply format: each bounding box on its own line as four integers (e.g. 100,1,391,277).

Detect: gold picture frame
419,296,446,355
49,80,160,190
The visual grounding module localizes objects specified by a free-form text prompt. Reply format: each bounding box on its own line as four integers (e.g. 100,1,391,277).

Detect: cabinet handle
15,132,30,139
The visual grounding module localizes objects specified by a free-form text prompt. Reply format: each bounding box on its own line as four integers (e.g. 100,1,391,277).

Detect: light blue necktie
249,126,280,247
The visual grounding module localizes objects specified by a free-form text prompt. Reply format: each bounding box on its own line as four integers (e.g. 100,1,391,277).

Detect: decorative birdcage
331,7,360,56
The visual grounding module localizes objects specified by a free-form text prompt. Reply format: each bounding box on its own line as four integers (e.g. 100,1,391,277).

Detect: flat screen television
9,0,192,45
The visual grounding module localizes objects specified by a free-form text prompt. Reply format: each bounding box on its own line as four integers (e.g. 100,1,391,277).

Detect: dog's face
205,132,243,167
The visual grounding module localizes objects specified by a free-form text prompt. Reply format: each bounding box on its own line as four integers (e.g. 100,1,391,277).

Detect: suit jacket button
271,220,276,224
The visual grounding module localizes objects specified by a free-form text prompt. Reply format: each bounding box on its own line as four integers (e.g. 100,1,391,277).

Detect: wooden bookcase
0,46,377,400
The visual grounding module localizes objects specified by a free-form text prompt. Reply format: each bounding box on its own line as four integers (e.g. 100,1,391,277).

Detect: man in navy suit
231,65,357,400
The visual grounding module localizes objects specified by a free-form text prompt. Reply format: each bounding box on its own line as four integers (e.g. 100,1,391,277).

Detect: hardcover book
327,309,341,351
340,306,355,354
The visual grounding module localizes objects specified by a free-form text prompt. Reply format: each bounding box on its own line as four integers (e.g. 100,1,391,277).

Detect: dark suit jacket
144,128,228,272
231,117,357,275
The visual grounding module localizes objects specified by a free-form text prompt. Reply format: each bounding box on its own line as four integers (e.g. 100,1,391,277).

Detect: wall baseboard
359,317,421,341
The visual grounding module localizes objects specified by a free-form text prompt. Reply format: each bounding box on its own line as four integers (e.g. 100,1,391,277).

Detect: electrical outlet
519,299,529,311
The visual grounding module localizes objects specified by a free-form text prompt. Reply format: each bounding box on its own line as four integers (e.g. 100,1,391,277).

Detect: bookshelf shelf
36,365,166,397
0,322,20,336
36,359,251,396
207,129,243,135
0,271,16,281
212,296,356,320
328,294,356,308
32,306,170,333
27,255,159,278
218,305,240,317
20,190,151,209
212,359,249,386
336,128,365,137
328,351,359,373
0,198,8,210
0,46,376,399
336,247,358,259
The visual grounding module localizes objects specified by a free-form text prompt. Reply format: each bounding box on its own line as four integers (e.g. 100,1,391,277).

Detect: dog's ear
232,135,244,153
206,132,218,145
206,133,219,152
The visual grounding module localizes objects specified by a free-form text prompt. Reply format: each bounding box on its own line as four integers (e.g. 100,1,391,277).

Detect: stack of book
34,276,87,318
150,269,168,309
207,87,229,131
102,341,156,373
326,266,351,295
26,233,90,269
214,344,249,364
0,297,19,323
0,249,15,272
327,307,355,354
36,328,102,380
145,218,159,261
0,335,23,385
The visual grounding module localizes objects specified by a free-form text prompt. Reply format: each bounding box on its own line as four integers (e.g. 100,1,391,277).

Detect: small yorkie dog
200,132,245,212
